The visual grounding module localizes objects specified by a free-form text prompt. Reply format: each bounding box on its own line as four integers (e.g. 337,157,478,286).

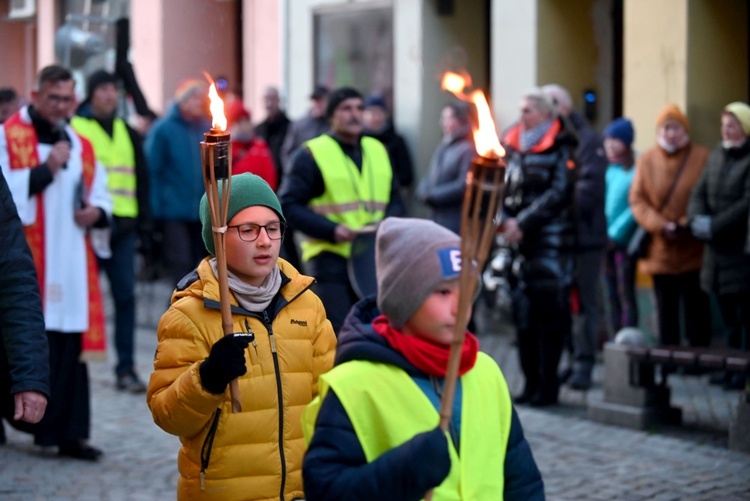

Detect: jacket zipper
197,282,313,499
199,408,223,491
245,319,259,362
263,309,287,501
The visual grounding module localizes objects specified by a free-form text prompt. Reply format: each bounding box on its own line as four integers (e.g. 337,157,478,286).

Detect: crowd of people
0,61,748,501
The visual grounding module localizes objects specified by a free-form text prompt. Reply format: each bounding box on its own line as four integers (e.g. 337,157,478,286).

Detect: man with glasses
148,173,336,500
0,64,113,460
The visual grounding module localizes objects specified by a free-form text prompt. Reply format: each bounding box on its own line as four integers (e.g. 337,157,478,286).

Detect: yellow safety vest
302,353,511,500
71,116,138,218
301,135,392,262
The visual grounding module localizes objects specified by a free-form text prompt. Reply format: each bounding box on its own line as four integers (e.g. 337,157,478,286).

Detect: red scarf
372,315,478,377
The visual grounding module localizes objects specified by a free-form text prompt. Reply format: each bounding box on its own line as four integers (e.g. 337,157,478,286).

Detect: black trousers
305,252,358,335
516,286,570,398
652,270,711,347
2,332,90,446
162,221,205,286
717,292,750,350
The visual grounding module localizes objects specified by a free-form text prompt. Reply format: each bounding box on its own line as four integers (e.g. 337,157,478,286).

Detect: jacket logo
290,319,308,327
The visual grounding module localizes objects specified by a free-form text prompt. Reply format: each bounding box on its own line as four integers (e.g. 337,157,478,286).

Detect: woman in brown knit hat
629,104,711,348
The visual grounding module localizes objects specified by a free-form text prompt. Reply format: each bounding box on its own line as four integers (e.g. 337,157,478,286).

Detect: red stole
3,112,107,360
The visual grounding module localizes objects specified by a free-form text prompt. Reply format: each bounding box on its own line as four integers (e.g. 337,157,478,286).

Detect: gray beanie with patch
376,217,462,329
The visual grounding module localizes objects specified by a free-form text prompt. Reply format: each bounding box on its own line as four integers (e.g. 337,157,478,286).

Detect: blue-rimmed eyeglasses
227,222,286,242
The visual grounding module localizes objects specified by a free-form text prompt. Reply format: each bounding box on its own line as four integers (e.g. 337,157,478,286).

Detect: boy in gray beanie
302,217,544,500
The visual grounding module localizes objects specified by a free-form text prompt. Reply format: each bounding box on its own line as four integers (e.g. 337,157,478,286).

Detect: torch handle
215,236,242,414
202,141,242,413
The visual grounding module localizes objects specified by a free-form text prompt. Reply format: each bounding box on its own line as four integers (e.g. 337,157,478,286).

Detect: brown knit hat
656,104,689,132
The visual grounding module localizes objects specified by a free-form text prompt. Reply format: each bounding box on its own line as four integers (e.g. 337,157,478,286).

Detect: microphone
55,119,69,170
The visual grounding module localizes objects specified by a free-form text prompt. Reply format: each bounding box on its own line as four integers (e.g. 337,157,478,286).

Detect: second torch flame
441,71,504,158
207,82,227,131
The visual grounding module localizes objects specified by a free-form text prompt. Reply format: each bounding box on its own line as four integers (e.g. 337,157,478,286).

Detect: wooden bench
588,343,750,454
626,345,750,378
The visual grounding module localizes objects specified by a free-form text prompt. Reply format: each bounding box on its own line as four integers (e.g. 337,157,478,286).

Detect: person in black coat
543,84,608,390
363,94,415,190
688,101,750,390
0,168,50,443
501,87,577,407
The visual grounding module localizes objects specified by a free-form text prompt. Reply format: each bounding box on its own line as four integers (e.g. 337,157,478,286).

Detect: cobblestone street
1,279,748,500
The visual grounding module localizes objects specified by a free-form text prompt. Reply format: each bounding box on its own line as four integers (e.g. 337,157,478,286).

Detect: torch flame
441,71,504,158
207,81,227,131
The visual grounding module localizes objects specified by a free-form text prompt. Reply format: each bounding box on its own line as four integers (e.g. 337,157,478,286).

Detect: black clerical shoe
59,440,103,461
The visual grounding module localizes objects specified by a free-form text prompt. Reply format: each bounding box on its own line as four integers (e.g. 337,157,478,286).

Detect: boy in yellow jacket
147,173,336,500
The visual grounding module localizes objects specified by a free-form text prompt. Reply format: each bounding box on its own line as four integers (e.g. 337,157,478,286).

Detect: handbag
626,145,692,259
626,226,650,258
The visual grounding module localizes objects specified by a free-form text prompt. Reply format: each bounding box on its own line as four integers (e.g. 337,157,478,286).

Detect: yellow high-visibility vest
302,353,511,500
72,116,138,218
301,135,392,262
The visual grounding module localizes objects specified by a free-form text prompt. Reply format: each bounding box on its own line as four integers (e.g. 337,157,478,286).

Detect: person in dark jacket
145,79,211,286
71,70,151,393
416,101,476,235
280,85,329,171
543,84,608,390
302,217,544,501
277,85,330,271
501,87,577,407
0,168,50,444
687,101,750,390
255,86,291,182
363,94,414,190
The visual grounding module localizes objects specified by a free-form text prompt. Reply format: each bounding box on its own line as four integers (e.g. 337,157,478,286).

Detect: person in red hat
226,100,278,190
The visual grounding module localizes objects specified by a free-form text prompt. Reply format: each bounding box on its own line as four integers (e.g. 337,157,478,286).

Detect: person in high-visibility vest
71,70,151,394
301,217,544,500
279,87,404,333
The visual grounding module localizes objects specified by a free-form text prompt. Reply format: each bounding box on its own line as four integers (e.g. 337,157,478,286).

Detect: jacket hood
335,297,422,376
171,257,314,310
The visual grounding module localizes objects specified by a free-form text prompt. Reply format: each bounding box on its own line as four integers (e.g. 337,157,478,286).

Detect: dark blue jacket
145,104,210,222
303,298,545,501
0,169,49,400
568,112,608,250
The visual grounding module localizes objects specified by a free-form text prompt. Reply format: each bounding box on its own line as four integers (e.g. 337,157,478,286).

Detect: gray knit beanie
376,217,462,329
200,173,285,256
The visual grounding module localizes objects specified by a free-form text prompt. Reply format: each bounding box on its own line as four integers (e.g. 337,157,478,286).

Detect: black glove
409,427,452,489
199,333,254,394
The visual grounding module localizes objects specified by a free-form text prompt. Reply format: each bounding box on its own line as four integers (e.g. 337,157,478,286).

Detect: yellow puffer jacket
147,258,336,501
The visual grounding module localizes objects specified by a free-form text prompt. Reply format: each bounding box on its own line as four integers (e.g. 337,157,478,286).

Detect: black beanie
86,70,118,100
325,87,363,120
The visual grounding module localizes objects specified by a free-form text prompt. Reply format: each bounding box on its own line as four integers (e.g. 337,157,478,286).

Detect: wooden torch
202,81,241,413
425,73,506,500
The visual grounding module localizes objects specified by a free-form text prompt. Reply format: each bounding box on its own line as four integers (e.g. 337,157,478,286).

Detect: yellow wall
536,0,598,115
687,0,749,148
624,0,689,152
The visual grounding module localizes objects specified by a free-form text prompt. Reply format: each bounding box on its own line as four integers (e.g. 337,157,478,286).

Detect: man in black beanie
71,70,151,393
280,86,404,333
